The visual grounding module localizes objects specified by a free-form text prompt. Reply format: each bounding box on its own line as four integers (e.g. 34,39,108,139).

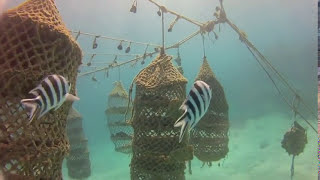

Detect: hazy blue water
1,0,318,179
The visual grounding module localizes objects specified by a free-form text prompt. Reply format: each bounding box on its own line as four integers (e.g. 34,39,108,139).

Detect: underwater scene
0,0,318,180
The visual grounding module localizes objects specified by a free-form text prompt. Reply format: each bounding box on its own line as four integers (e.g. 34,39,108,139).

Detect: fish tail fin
66,93,80,102
20,98,39,124
174,110,189,143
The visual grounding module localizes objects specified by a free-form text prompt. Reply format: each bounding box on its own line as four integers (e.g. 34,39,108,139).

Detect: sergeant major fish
21,74,80,123
174,80,212,143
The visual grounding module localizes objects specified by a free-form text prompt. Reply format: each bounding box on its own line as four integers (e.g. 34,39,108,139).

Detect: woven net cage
281,121,308,156
176,66,184,75
130,54,193,180
0,0,82,179
105,81,133,154
66,108,91,179
189,57,229,164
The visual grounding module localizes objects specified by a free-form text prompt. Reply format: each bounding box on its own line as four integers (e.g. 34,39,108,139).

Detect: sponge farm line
72,0,317,134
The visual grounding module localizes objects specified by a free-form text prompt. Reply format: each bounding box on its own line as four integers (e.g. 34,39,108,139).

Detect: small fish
21,74,80,124
174,80,212,143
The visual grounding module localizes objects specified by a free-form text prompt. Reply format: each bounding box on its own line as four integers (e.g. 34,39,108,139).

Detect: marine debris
0,0,81,179
66,108,91,179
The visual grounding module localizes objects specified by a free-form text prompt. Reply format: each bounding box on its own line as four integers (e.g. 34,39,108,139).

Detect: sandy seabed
62,113,317,180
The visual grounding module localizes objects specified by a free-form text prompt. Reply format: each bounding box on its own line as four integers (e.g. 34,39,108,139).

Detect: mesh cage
66,108,91,179
0,0,82,179
190,57,229,163
130,54,192,180
281,121,308,156
105,81,133,154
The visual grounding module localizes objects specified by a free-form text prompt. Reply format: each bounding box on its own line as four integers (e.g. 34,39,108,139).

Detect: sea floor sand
62,113,317,180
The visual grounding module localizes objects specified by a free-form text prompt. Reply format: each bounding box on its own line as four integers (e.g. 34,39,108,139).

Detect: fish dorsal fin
66,93,80,102
29,86,40,94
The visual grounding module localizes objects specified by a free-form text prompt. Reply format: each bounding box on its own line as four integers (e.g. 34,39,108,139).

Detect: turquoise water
2,0,318,179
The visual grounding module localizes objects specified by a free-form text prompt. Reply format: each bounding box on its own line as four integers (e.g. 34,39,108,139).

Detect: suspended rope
167,30,201,49
290,155,295,180
91,67,97,82
78,51,156,77
74,0,316,135
77,0,220,76
201,33,206,58
86,54,96,66
83,52,142,57
148,0,204,27
290,98,298,180
291,95,300,120
78,30,202,77
70,30,160,47
226,18,317,123
161,7,165,55
188,160,192,175
207,31,218,45
245,43,317,133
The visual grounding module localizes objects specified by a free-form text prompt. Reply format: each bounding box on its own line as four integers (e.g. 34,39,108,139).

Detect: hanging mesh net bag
130,54,193,180
0,0,82,179
105,81,133,154
281,121,307,156
66,108,91,179
189,57,229,165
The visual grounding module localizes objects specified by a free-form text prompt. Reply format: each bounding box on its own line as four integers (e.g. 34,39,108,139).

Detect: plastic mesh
281,121,308,156
105,81,133,154
190,57,229,163
130,55,191,180
66,108,91,179
0,0,82,179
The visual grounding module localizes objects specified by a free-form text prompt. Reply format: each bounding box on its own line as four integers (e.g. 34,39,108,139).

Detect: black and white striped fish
174,80,212,143
21,74,80,124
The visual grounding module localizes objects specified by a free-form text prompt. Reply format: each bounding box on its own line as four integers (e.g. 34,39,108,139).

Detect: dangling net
66,108,91,179
281,121,308,156
105,81,133,154
130,54,192,180
190,57,229,164
281,121,308,179
0,0,82,179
